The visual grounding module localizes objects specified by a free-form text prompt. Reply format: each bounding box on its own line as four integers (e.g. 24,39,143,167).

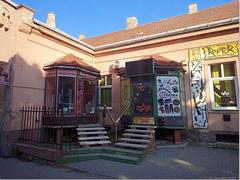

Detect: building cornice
33,19,94,52
30,17,239,54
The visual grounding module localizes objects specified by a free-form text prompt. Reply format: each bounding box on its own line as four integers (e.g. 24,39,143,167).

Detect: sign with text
78,71,98,81
58,69,76,76
133,116,155,125
156,76,181,117
189,42,239,61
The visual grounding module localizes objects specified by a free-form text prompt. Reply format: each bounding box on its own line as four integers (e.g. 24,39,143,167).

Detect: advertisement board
133,77,153,116
156,76,181,116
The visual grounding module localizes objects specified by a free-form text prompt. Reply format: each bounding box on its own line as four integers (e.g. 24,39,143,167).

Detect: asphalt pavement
0,144,238,179
67,145,239,179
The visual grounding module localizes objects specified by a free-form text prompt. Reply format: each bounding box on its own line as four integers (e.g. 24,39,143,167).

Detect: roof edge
3,0,35,12
94,17,239,51
33,19,94,51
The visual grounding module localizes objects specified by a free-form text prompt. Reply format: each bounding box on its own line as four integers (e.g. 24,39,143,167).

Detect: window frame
99,75,112,109
58,75,76,115
209,62,239,110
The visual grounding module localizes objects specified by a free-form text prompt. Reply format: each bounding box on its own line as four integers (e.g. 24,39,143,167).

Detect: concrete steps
57,146,144,165
77,124,111,147
119,138,150,143
115,142,147,149
115,124,155,152
57,124,156,165
122,133,152,138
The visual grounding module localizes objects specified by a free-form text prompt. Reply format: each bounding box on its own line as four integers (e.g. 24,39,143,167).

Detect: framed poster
132,77,153,116
156,76,181,116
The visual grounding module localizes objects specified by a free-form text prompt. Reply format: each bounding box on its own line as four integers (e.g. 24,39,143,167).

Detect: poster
156,76,181,116
189,60,208,128
133,77,153,116
120,79,131,115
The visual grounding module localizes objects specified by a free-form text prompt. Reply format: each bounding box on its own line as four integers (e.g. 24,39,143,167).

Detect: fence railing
19,106,63,149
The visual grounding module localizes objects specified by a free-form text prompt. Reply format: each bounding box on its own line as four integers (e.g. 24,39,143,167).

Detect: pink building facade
0,0,239,156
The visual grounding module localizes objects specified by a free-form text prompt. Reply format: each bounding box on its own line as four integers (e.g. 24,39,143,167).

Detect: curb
156,142,188,149
187,140,239,150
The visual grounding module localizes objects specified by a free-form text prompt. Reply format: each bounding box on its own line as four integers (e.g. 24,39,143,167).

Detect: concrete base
14,143,63,161
174,130,181,144
0,129,20,157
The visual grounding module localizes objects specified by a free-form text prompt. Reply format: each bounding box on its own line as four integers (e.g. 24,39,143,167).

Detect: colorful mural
189,60,208,128
156,76,181,117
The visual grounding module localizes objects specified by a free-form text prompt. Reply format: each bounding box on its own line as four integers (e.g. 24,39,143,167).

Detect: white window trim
209,63,239,110
99,75,112,109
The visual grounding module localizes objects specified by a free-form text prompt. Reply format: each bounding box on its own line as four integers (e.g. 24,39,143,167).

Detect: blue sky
14,0,233,39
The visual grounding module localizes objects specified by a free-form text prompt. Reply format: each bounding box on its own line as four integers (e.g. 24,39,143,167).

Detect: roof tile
47,54,100,73
83,1,239,47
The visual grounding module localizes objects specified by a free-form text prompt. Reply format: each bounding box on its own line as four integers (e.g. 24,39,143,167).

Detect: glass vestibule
45,69,99,116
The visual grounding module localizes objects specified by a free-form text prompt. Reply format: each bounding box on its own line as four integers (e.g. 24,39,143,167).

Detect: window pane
213,80,237,107
107,75,112,85
83,80,96,114
223,63,235,77
99,76,105,86
211,64,221,78
45,77,55,107
58,77,75,114
101,88,112,107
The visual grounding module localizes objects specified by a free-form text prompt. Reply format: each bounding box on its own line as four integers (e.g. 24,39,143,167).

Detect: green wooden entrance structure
119,55,186,143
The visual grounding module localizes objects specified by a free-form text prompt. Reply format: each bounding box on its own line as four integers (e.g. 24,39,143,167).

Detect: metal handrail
116,99,132,125
97,96,132,143
102,104,115,125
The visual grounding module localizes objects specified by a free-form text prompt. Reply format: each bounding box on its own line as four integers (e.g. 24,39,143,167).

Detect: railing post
60,106,63,150
115,123,117,143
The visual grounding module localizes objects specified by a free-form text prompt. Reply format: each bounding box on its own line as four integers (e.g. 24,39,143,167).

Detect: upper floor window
99,75,112,108
210,62,238,110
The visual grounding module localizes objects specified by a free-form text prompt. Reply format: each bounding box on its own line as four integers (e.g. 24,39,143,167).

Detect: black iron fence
19,106,63,149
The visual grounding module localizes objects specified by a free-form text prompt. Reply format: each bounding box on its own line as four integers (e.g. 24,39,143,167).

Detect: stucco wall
0,1,17,62
0,1,94,131
94,28,239,134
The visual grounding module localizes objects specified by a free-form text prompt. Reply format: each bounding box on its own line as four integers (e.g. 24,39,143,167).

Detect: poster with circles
156,76,181,116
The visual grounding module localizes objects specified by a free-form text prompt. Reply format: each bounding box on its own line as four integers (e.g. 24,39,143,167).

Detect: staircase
57,124,156,165
115,125,156,152
57,146,145,165
77,123,111,146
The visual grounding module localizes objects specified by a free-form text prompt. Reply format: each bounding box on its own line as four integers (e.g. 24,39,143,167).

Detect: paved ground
67,145,239,179
0,145,238,179
0,157,111,179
